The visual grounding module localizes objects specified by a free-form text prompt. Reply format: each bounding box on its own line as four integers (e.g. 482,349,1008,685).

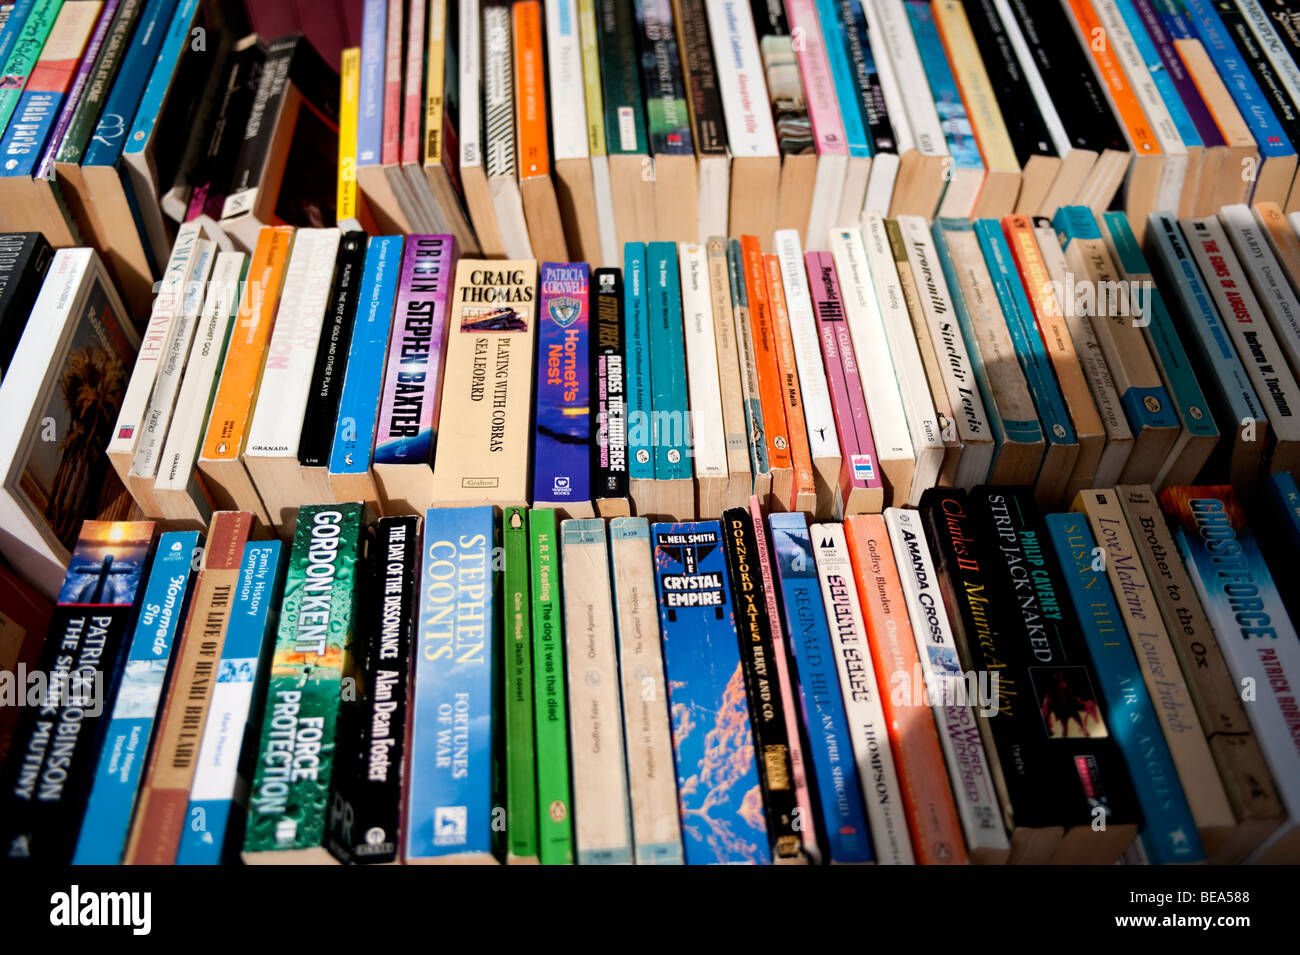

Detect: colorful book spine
528,508,573,865
728,237,769,488
814,0,872,161
0,0,61,137
73,528,200,865
0,0,35,73
502,507,537,864
636,0,693,160
40,0,116,180
357,0,386,169
405,506,499,863
535,262,593,513
653,519,772,863
591,267,629,509
765,252,817,510
648,242,692,485
242,504,364,862
624,243,655,490
768,511,873,863
337,45,362,230
174,539,284,865
906,0,981,174
52,0,143,167
743,235,792,486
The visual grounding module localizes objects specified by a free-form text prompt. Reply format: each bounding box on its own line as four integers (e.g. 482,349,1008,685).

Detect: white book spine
990,0,1072,158
811,522,915,865
460,0,484,174
108,222,204,462
1239,0,1300,120
884,506,1009,855
774,229,839,463
130,242,218,482
861,0,913,156
863,152,900,217
156,253,246,493
245,228,342,458
829,227,915,465
871,0,945,158
679,243,728,483
704,0,779,159
546,0,589,162
1220,203,1300,379
591,155,619,268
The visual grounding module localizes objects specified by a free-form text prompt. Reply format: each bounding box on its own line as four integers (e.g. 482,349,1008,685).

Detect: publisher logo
50,886,151,936
434,806,468,846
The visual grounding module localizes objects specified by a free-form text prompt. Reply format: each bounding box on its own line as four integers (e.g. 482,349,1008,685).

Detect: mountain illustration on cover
651,522,770,864
461,306,528,332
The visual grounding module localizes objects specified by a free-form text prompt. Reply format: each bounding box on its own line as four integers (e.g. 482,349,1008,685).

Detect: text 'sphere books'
609,516,684,864
241,504,363,864
720,507,804,863
653,519,772,863
405,506,500,863
591,267,631,516
328,235,403,510
73,528,201,865
1071,487,1237,849
528,508,574,865
430,258,538,508
1044,512,1205,865
501,508,538,864
327,516,416,865
535,262,594,518
884,504,1010,862
844,514,968,864
810,521,914,863
0,520,154,863
562,518,633,864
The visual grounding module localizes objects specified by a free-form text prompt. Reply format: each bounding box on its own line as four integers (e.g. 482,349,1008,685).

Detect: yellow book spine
577,0,606,157
932,0,1019,175
423,0,448,167
337,47,361,227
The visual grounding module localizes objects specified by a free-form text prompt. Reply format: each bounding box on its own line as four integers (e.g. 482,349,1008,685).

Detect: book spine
221,37,295,216
608,516,683,864
122,0,200,155
513,0,551,183
653,519,772,863
720,507,801,860
372,235,458,468
578,0,607,160
380,0,401,168
535,262,592,508
0,232,52,373
33,0,117,180
545,0,588,163
728,237,770,482
707,237,752,485
337,46,362,228
648,242,692,481
785,0,848,160
765,253,817,506
356,0,386,169
1132,0,1223,147
840,0,897,154
1215,0,1300,152
932,0,1019,172
174,539,284,865
679,243,728,487
704,0,779,158
400,0,425,171
190,38,266,220
243,504,364,858
405,506,499,862
1064,0,1163,157
815,0,871,155
905,0,980,169
1220,203,1300,379
562,518,633,864
636,0,694,156
73,528,201,865
0,0,35,73
421,0,448,168
672,0,728,157
624,244,655,486
598,0,648,156
742,236,791,475
501,507,537,863
0,0,61,136
873,0,946,155
329,235,403,479
591,267,629,503
528,508,574,865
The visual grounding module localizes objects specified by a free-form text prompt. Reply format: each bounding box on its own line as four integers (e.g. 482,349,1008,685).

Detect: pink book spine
401,0,425,166
785,0,848,157
748,492,821,865
381,0,404,165
805,251,883,499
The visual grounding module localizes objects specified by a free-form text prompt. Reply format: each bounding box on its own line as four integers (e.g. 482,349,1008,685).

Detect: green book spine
0,0,62,138
528,507,574,865
242,503,364,860
503,506,538,863
597,0,647,155
54,0,144,165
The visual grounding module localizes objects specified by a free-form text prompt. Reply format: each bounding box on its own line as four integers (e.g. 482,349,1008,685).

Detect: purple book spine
1131,0,1224,148
35,0,119,181
372,234,458,466
534,261,591,507
805,251,882,498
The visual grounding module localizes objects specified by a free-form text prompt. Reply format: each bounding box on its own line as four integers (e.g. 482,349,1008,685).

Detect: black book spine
1005,0,1128,153
673,0,728,156
226,37,298,203
195,38,267,218
838,0,898,155
720,506,804,861
1215,0,1300,149
592,267,629,502
0,232,53,375
968,485,1139,830
327,515,418,865
298,233,367,468
1263,0,1300,67
961,0,1055,165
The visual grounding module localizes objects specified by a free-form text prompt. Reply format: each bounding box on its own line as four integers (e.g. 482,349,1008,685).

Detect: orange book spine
201,227,295,462
845,514,969,866
1065,0,1160,156
741,235,791,472
513,0,550,183
764,253,815,509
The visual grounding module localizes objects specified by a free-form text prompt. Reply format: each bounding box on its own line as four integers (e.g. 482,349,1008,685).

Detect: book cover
534,262,592,516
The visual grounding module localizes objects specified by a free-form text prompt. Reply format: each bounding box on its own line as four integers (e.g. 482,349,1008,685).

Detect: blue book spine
329,235,403,477
1101,210,1217,442
174,540,285,865
973,219,1077,449
1045,513,1204,865
356,0,386,168
1053,205,1180,433
406,506,498,862
122,0,197,157
1145,211,1267,434
1,84,65,178
767,511,873,864
82,0,178,166
650,520,771,864
1270,471,1300,553
0,0,36,73
624,243,654,484
647,242,690,481
815,0,872,157
932,220,1029,454
1182,0,1293,159
1114,0,1202,148
72,530,201,865
535,261,592,505
905,0,980,170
